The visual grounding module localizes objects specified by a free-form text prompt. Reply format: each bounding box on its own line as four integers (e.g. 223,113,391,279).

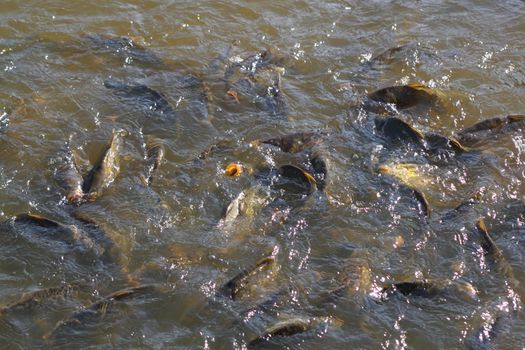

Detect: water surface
0,1,524,348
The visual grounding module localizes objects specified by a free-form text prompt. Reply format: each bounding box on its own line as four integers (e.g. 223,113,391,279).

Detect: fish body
412,187,431,218
249,318,311,347
260,132,323,153
310,155,328,191
277,165,317,195
104,80,176,118
368,84,442,110
218,255,275,300
141,142,165,186
456,115,525,145
476,218,503,259
11,213,99,253
248,316,337,348
374,117,425,145
219,186,269,226
83,129,126,200
383,280,439,298
55,145,84,203
220,48,289,117
424,132,469,153
381,279,477,301
378,163,432,217
369,45,410,66
45,284,158,340
467,313,510,350
0,283,82,314
475,218,517,284
85,34,165,68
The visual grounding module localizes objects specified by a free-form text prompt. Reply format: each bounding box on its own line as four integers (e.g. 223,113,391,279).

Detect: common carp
218,254,276,300
310,154,328,191
258,132,325,153
104,80,176,118
475,218,517,283
378,163,434,190
458,115,525,136
424,132,469,153
455,115,525,145
476,218,503,260
226,63,287,117
219,185,270,227
320,251,372,302
466,302,515,350
248,316,340,348
72,210,132,275
367,84,445,110
276,164,317,195
9,213,100,254
381,279,478,302
378,163,432,217
0,282,84,315
211,47,290,117
85,34,165,68
412,187,431,218
248,318,313,347
374,116,425,145
44,284,159,341
140,141,165,186
55,144,84,204
82,129,126,201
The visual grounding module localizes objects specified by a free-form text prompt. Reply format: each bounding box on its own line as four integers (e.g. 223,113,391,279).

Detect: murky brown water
0,1,524,349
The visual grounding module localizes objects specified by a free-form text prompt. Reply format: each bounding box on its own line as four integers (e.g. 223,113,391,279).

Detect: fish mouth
66,190,85,204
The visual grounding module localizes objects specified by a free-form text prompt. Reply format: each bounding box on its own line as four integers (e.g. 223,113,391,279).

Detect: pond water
0,0,524,349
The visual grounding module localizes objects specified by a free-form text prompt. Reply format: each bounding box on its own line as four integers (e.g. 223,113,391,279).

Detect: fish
140,141,165,186
424,132,470,153
455,115,525,145
411,187,431,218
378,163,432,217
219,185,270,226
71,211,132,274
310,155,328,191
476,218,503,259
259,132,325,153
222,48,289,117
320,253,372,301
381,279,477,302
218,254,276,300
224,47,290,80
84,34,165,68
276,165,317,196
466,312,511,350
195,140,234,161
104,80,176,118
252,65,288,117
55,144,84,204
227,66,287,117
11,213,100,253
248,318,313,347
82,129,126,201
248,316,338,348
475,218,516,282
458,115,524,135
367,83,444,110
378,163,434,189
0,282,84,315
374,116,425,145
368,45,412,66
44,284,159,341
382,280,440,298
